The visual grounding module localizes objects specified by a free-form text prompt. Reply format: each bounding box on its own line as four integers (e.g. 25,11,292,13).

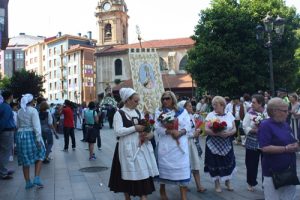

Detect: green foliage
7,69,45,99
0,75,11,90
186,0,300,96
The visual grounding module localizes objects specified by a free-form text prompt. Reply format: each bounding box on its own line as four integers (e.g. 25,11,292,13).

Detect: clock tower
95,0,129,46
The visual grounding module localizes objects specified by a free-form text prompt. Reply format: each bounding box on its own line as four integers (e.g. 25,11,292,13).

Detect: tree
186,0,300,96
0,74,11,90
7,69,45,99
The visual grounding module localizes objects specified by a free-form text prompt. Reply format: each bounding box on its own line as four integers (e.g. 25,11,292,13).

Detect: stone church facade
94,0,195,98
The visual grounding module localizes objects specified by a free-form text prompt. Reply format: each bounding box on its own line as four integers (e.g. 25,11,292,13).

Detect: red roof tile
96,37,194,54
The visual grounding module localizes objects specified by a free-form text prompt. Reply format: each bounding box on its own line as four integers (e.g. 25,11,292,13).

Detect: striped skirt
15,130,45,166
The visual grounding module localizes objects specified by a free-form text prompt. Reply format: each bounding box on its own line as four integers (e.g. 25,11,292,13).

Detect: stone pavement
0,123,299,200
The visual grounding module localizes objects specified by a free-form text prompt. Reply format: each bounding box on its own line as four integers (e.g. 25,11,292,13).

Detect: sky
8,0,300,44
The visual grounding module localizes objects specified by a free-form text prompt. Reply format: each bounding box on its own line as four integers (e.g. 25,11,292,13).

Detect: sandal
247,185,254,192
197,186,207,193
225,180,234,191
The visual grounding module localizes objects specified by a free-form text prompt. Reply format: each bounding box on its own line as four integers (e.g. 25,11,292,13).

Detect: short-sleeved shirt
62,106,74,128
258,118,297,177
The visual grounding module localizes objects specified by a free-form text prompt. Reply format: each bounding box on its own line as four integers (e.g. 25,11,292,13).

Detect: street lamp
256,13,285,97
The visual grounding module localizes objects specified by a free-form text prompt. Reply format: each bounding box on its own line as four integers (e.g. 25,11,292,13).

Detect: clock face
103,2,111,11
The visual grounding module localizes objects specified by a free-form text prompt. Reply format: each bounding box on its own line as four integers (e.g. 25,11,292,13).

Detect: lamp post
256,13,285,97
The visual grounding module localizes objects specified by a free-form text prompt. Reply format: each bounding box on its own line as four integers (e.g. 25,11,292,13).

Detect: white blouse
17,106,42,142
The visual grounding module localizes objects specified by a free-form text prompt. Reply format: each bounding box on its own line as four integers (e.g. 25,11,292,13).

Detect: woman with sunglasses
155,91,191,200
108,88,158,200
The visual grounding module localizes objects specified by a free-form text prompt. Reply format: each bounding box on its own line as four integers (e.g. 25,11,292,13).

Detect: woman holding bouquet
242,94,268,192
155,91,192,200
204,96,237,193
180,100,206,193
108,88,158,200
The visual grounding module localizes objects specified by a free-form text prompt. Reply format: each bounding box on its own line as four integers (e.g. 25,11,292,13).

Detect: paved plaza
0,123,299,200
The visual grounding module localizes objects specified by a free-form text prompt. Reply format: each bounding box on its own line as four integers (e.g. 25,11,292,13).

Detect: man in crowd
0,91,16,179
61,100,76,151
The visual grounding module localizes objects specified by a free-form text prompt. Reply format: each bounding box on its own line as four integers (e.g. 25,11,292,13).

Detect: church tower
95,0,129,46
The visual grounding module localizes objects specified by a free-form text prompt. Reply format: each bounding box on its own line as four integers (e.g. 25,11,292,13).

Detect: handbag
271,166,300,189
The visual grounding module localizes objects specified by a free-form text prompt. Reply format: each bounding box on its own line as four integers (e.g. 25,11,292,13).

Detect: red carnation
221,121,227,127
149,119,155,125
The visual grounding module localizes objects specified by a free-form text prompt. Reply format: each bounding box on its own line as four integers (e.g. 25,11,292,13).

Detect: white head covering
119,88,136,102
21,93,34,111
177,100,187,109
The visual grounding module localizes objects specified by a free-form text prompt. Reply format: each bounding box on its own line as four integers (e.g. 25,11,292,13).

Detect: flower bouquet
158,111,184,154
253,113,266,126
133,116,155,161
207,119,227,133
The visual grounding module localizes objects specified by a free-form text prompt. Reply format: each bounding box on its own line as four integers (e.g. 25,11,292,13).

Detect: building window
50,83,52,90
34,57,37,63
54,59,56,66
49,72,52,79
69,79,71,87
69,92,71,99
49,49,52,57
179,55,188,70
74,65,77,74
159,57,167,71
54,71,56,78
43,55,45,61
105,23,112,39
115,59,122,76
50,94,52,100
54,82,57,90
5,53,12,59
49,60,52,68
74,78,77,87
54,47,56,55
68,67,71,75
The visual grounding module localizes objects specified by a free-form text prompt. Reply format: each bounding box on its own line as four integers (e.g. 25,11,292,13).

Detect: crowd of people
0,87,299,200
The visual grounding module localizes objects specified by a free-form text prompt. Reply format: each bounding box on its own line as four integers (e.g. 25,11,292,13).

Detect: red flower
221,121,227,127
149,119,155,125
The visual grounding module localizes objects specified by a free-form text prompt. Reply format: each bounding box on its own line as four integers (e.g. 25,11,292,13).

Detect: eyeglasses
277,109,288,113
162,97,171,101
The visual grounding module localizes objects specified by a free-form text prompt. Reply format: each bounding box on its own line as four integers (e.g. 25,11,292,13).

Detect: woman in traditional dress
108,88,158,200
289,93,300,140
242,94,268,192
180,100,206,193
15,94,46,189
155,91,191,200
204,96,236,193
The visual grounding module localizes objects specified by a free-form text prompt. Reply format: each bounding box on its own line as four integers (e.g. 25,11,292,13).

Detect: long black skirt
108,142,155,196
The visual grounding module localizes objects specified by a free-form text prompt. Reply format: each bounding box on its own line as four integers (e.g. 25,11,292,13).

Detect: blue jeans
42,130,53,158
0,131,14,177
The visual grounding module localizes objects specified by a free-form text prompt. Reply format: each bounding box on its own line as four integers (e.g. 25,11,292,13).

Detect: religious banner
129,48,164,114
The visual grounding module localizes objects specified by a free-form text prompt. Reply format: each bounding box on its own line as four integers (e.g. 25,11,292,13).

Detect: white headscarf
177,100,187,109
119,88,136,102
21,93,34,112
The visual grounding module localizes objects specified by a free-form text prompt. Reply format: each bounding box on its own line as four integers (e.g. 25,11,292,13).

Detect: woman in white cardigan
108,88,158,200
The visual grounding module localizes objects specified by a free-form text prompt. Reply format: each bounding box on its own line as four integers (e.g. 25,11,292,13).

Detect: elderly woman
155,91,191,200
204,96,236,193
242,94,268,192
108,88,158,200
15,94,46,189
180,100,206,193
258,97,299,200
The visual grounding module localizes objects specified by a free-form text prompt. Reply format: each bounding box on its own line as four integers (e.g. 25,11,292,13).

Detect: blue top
258,118,297,177
0,102,16,131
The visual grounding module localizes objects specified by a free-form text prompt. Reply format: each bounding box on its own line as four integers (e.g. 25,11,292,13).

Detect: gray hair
267,97,288,117
212,96,226,107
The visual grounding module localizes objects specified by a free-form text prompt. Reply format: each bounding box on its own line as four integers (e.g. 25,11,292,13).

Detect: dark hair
88,101,96,109
64,99,72,106
252,94,265,107
36,96,46,104
243,93,251,101
1,91,12,100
